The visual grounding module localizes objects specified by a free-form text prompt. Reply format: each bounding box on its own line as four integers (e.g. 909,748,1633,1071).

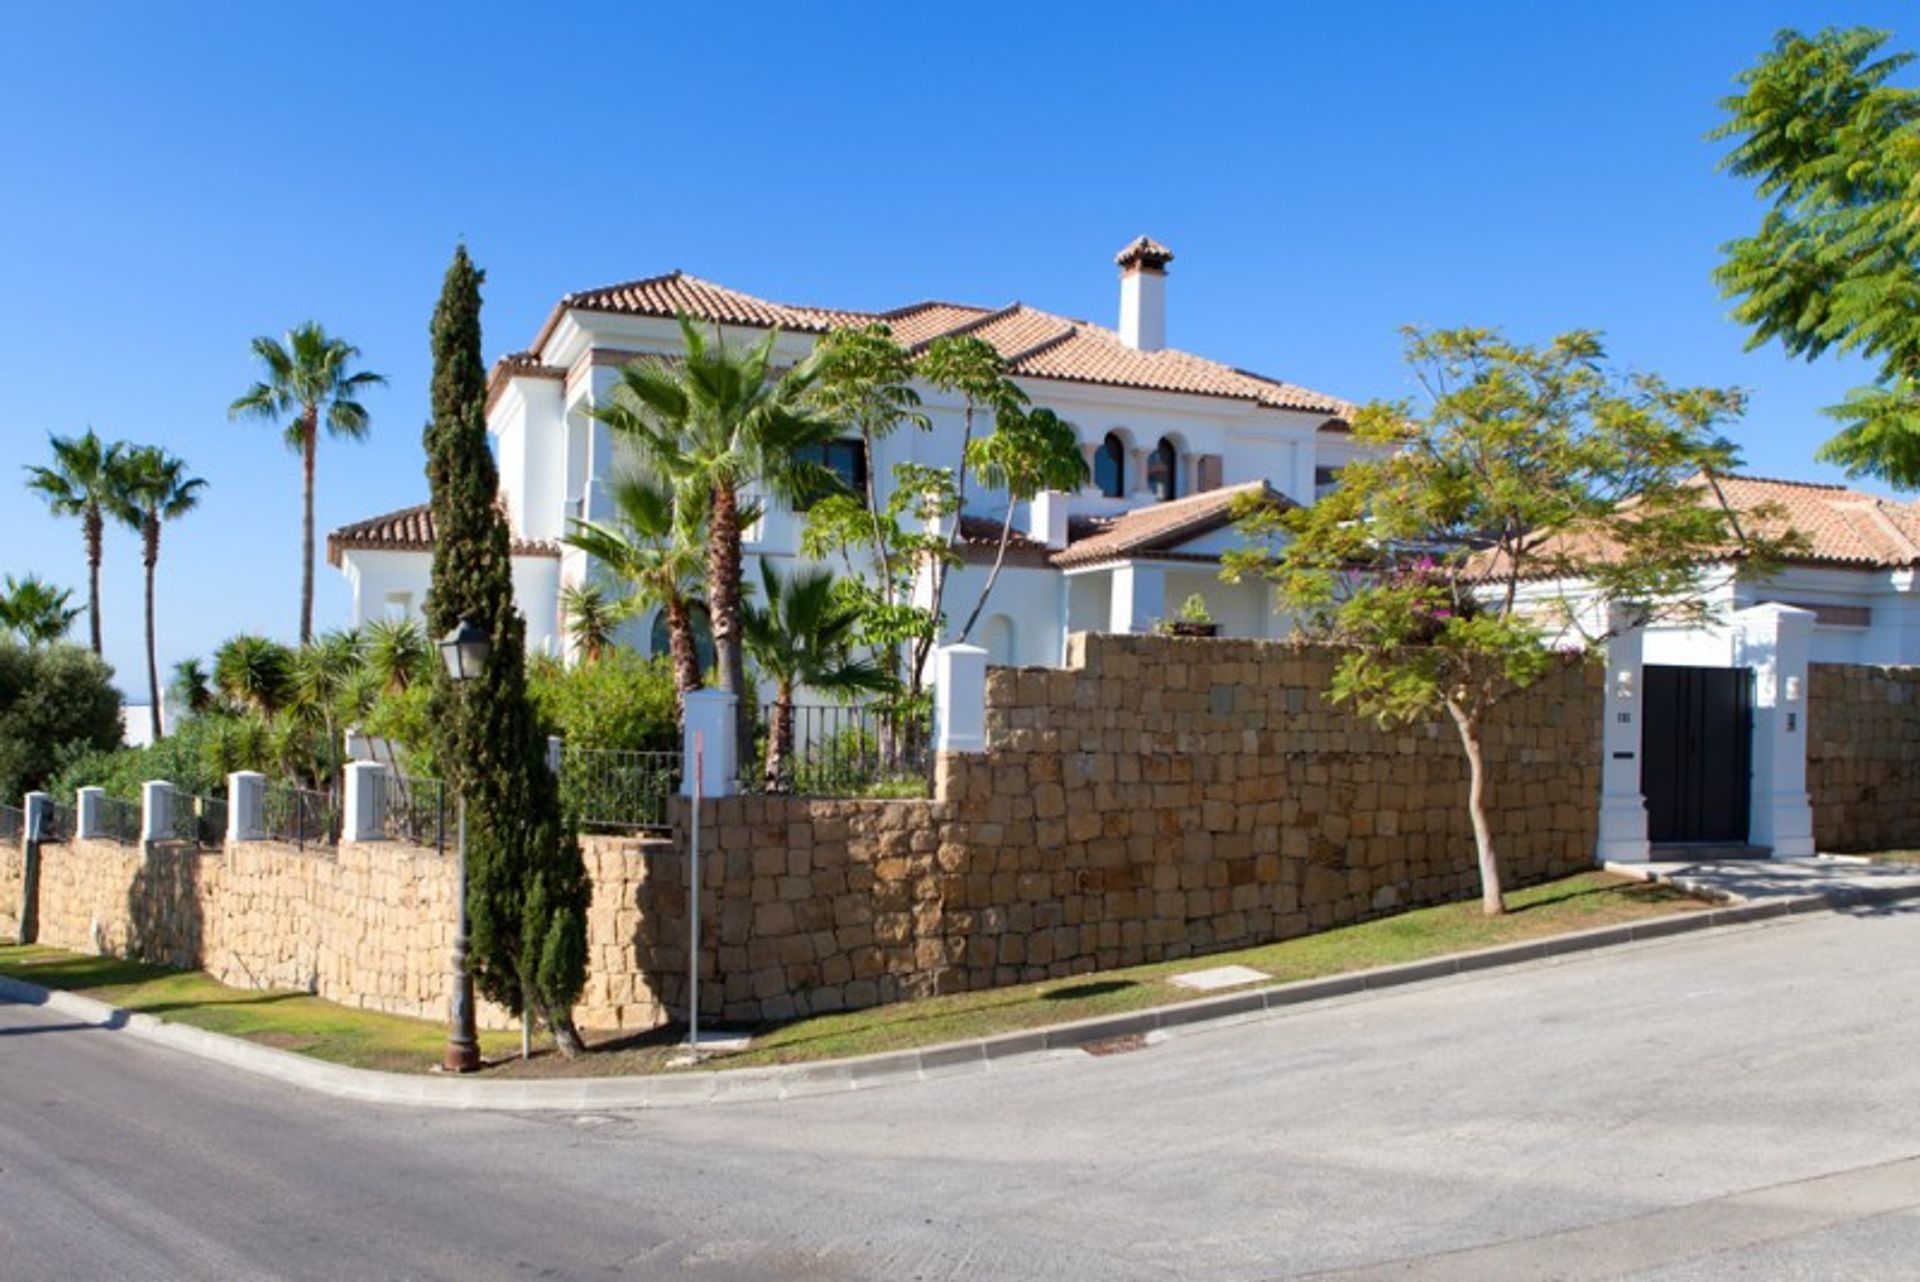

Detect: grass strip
0,870,1706,1079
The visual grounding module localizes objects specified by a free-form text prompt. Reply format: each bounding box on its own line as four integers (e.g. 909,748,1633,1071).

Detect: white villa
328,237,1366,668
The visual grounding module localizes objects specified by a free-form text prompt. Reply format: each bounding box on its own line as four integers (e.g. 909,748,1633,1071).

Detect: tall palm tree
562,470,716,704
591,318,841,751
229,323,386,644
742,561,888,793
24,428,129,655
0,574,83,645
112,446,206,740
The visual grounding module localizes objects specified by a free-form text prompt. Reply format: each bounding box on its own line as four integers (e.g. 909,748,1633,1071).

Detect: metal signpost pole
689,731,702,1054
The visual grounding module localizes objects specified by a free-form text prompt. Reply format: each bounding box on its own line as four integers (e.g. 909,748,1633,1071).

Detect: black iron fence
745,701,932,797
0,803,21,845
97,795,141,846
560,748,679,831
40,802,74,844
166,794,227,848
377,772,451,853
263,783,339,850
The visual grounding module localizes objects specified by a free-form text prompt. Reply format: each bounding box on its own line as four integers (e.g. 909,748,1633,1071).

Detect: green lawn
0,870,1704,1079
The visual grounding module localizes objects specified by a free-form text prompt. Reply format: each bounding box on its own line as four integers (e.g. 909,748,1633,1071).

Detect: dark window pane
1096,433,1125,498
1149,438,1177,502
794,438,869,510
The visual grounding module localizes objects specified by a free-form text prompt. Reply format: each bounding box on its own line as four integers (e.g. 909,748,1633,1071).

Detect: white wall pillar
1028,490,1070,550
23,791,49,844
141,781,174,845
341,761,387,843
681,689,738,799
1736,603,1817,858
1108,562,1166,635
76,787,106,840
1595,606,1651,863
228,771,267,842
546,735,564,776
933,644,988,755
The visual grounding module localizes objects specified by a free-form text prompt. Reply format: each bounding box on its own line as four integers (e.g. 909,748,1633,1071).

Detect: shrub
528,648,677,751
0,640,122,802
46,711,240,803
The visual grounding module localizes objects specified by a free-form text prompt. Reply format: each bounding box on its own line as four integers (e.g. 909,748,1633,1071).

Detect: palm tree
591,318,842,751
0,574,83,645
742,561,888,793
289,629,366,797
559,581,624,663
363,616,433,694
112,446,206,740
229,323,386,644
170,657,215,715
24,429,129,655
562,470,714,703
213,634,295,717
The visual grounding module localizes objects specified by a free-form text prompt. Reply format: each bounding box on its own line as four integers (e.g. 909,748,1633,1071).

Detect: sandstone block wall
645,635,1604,1025
1808,663,1920,852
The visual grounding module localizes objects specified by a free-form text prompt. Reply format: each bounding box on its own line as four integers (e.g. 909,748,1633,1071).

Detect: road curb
0,885,1857,1113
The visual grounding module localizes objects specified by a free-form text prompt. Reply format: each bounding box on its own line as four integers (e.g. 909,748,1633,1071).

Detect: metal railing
166,794,227,848
0,803,21,845
40,802,74,844
560,748,679,832
746,701,932,797
377,773,451,853
263,783,339,850
97,795,141,846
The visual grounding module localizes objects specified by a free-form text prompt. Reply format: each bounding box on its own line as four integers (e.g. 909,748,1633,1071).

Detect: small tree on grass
425,245,589,1056
1225,327,1797,914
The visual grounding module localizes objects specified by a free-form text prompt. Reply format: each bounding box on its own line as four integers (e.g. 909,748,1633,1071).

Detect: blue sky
0,1,1907,696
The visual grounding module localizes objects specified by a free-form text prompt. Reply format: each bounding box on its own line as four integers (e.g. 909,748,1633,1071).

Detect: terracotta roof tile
1051,481,1291,568
326,503,560,566
522,270,1352,418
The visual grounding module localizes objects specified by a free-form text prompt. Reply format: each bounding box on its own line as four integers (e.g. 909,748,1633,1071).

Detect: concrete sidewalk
1608,854,1920,910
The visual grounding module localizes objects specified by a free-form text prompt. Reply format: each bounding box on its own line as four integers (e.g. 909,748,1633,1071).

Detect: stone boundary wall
646,635,1604,1025
1808,663,1920,852
4,833,667,1032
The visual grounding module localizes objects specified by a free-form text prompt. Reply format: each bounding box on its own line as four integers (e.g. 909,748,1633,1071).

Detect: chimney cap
1115,235,1174,273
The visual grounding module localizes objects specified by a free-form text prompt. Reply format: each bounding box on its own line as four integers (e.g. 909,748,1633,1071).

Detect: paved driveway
4,906,1919,1280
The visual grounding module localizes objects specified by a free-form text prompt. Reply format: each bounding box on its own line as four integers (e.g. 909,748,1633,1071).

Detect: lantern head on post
439,617,491,683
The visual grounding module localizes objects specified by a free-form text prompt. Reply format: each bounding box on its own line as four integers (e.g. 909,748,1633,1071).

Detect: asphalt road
4,907,1920,1281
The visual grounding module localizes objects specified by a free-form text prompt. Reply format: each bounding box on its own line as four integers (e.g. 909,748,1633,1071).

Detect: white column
228,771,267,842
23,791,49,844
1595,605,1651,863
141,781,174,845
681,688,738,799
341,761,387,843
546,735,564,776
1108,562,1166,635
1028,490,1070,550
76,787,106,840
1736,603,1817,857
933,644,989,755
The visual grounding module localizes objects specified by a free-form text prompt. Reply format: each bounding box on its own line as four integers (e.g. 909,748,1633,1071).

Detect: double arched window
1095,432,1126,498
1148,437,1178,501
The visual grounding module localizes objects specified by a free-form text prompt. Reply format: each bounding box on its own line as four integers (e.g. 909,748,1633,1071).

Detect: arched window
650,605,716,675
1095,432,1126,498
1148,437,1178,502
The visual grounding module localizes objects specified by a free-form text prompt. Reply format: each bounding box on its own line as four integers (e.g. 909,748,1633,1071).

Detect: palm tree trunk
764,686,794,793
665,598,701,713
299,410,318,646
145,519,162,742
1445,699,1506,916
84,505,103,656
707,483,752,757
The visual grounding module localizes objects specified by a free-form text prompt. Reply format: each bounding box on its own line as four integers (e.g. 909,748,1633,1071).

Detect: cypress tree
424,245,589,1056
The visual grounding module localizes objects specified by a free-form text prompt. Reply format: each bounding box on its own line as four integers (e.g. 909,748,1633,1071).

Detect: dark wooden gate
1641,665,1752,844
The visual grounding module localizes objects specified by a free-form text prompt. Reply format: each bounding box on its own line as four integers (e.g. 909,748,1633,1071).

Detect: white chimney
1115,235,1173,351
1028,490,1070,550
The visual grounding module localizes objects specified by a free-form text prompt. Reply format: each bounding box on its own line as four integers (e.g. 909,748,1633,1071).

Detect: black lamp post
439,617,489,1073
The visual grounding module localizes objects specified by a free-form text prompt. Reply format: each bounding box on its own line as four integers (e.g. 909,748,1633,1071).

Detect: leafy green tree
0,575,83,646
590,318,842,752
562,471,716,706
424,245,588,1056
956,405,1088,642
916,335,1027,676
1226,328,1795,914
111,446,206,741
213,634,295,717
24,429,129,656
0,640,122,802
1714,26,1920,484
229,322,387,643
742,561,888,793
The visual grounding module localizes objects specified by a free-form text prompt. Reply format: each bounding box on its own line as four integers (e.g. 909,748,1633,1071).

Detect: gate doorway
1641,665,1752,844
